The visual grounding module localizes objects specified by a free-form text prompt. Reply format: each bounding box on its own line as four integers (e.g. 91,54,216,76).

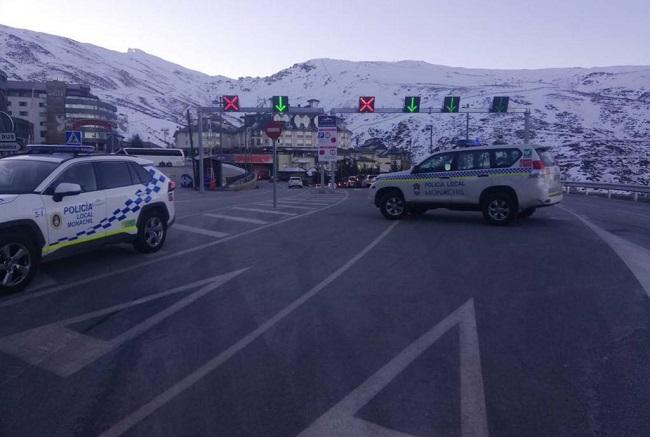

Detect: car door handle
477,174,489,178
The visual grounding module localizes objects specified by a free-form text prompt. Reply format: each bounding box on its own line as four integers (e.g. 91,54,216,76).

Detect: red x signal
358,96,375,113
223,95,240,112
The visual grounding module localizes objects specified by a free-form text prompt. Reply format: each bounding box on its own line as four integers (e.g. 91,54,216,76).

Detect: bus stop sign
265,121,283,141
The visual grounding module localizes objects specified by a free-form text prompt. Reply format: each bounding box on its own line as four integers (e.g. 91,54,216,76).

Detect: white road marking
561,206,650,299
176,191,305,220
98,221,399,437
171,224,230,239
261,204,316,211
204,213,269,225
299,298,487,437
231,207,297,216
0,191,348,308
0,269,246,377
274,200,330,206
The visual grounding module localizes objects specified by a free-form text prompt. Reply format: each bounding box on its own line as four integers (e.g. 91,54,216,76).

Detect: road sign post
265,120,283,208
317,116,338,190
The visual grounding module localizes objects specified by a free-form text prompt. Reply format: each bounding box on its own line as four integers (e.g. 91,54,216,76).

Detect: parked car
346,176,359,188
370,144,562,224
0,145,175,293
288,176,304,188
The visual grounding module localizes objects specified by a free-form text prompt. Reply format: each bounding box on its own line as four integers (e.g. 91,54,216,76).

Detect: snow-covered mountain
1,23,649,183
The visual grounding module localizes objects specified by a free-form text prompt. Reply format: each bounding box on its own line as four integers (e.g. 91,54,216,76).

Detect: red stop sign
265,120,283,141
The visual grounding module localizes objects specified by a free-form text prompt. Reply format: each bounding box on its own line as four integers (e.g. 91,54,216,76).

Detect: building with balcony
4,80,120,150
5,81,48,143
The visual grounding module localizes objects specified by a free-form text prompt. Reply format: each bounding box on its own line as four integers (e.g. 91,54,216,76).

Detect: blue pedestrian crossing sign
65,130,83,145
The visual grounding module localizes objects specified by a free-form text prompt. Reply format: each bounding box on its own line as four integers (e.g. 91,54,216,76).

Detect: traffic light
272,96,289,113
441,96,460,113
490,96,509,113
358,96,375,113
403,96,421,113
222,95,240,112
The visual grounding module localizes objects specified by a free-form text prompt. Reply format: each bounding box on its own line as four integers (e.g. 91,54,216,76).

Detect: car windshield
0,160,58,194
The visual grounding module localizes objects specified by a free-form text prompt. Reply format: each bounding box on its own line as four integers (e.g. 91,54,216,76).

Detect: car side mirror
411,166,419,174
53,182,82,202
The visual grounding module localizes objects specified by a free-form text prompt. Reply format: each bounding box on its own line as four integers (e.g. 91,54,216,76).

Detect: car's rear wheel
482,193,517,225
0,234,39,295
519,208,536,219
134,211,167,253
379,191,406,220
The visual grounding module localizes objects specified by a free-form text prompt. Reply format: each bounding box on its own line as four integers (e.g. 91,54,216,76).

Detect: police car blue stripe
47,170,166,248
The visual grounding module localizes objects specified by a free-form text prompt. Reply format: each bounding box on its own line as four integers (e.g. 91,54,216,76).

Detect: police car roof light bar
26,144,97,154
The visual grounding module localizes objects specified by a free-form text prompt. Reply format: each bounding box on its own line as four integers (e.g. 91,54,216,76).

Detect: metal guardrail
563,181,650,201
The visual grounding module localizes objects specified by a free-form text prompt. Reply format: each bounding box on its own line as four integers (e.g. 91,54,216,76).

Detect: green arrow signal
446,97,457,113
274,96,287,112
407,97,418,113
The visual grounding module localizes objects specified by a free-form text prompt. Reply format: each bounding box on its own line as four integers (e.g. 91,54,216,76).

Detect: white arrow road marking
561,206,650,298
0,269,247,377
98,221,399,437
0,191,349,308
299,299,488,437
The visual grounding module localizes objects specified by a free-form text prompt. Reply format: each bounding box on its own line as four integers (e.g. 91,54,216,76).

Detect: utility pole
524,109,531,144
186,109,197,190
219,97,224,155
465,112,470,140
427,124,433,154
198,110,204,193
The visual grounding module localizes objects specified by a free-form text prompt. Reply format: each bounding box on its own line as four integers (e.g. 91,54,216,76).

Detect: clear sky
2,0,649,78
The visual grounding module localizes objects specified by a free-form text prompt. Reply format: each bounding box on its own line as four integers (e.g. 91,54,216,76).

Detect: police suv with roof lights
369,144,562,224
0,145,176,293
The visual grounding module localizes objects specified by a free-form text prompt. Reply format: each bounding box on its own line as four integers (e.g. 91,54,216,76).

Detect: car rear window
536,148,556,166
491,149,522,168
128,162,154,184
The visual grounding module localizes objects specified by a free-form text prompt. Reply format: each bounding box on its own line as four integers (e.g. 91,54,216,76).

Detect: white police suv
0,145,175,294
370,144,562,225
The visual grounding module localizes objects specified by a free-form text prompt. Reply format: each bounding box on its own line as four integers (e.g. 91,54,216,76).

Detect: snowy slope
1,24,649,183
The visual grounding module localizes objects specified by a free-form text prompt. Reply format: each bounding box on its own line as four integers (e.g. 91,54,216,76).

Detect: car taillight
532,160,545,170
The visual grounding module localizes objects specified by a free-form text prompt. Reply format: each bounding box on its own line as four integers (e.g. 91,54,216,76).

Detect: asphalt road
1,185,650,437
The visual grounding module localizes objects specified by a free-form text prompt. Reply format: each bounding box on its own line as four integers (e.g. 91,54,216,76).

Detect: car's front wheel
0,234,39,295
134,211,168,253
379,190,406,220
